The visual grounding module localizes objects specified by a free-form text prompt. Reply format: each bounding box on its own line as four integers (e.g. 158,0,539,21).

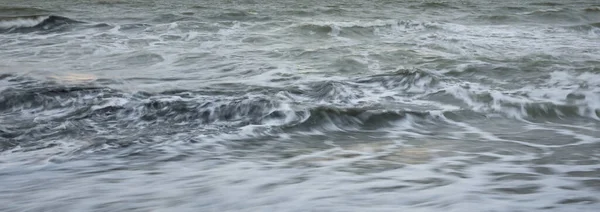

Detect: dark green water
1,0,599,211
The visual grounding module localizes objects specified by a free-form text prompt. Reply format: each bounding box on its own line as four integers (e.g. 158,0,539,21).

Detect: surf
0,15,82,33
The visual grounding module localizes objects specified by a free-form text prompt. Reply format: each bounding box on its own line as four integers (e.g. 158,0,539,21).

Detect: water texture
1,0,599,211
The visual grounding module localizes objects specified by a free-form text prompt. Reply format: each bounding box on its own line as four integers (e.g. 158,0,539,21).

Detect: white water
1,0,599,211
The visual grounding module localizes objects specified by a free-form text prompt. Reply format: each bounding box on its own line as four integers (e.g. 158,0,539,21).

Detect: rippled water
1,0,599,211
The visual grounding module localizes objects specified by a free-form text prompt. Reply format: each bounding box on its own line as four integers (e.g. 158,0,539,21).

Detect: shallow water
1,0,599,211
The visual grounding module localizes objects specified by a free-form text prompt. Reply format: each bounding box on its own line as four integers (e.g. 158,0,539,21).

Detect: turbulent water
1,0,599,211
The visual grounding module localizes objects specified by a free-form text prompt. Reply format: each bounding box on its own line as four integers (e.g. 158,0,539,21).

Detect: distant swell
0,15,82,33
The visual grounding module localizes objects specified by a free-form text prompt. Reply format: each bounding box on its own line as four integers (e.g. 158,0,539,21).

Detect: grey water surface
1,0,600,211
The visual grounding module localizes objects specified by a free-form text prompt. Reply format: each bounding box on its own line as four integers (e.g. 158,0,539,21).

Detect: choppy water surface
1,0,600,211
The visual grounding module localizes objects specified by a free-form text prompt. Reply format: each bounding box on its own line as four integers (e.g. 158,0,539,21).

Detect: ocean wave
584,6,600,12
0,81,420,130
150,13,200,23
206,9,271,21
284,69,440,105
518,8,581,22
354,68,440,91
2,72,598,153
444,87,600,120
294,23,336,35
0,89,437,152
95,0,127,5
475,15,521,24
0,6,49,16
280,106,432,132
520,8,574,18
528,2,564,6
565,22,600,33
502,6,528,11
0,15,82,33
409,2,459,9
516,7,597,24
293,20,440,37
0,74,443,152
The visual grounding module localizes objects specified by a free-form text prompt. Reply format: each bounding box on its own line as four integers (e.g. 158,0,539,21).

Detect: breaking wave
2,71,598,153
0,15,82,33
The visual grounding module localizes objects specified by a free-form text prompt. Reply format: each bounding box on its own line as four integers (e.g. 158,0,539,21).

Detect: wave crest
0,15,82,33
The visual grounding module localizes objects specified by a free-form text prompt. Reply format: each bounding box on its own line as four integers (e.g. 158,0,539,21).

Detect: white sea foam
0,16,48,29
